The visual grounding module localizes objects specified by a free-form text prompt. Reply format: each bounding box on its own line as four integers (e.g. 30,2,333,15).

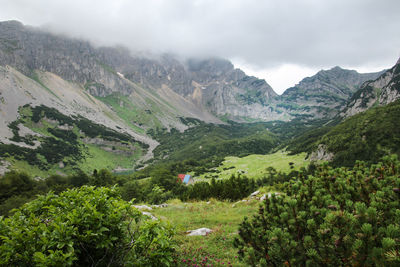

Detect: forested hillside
287,100,400,167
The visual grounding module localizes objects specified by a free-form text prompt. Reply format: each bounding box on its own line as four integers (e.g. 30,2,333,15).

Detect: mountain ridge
0,19,397,174
342,58,400,117
0,20,282,123
0,20,388,125
275,66,384,119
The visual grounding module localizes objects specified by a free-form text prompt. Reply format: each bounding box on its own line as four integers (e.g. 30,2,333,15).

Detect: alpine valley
1,19,400,266
1,20,398,175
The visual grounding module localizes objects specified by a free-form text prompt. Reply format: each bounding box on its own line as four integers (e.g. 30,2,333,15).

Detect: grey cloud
0,0,399,69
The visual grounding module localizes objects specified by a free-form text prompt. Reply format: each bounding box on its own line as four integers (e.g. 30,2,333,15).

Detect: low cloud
1,0,399,76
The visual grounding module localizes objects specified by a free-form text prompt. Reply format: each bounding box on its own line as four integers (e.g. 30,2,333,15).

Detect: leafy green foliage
0,171,34,203
0,169,118,215
234,155,400,266
0,186,175,266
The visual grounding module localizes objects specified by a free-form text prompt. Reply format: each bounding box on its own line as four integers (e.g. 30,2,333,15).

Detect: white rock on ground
133,205,153,210
186,228,213,236
142,211,157,221
0,160,11,176
260,193,281,201
250,190,260,197
152,203,168,208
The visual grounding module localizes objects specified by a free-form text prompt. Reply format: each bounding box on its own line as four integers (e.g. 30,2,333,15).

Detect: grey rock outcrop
342,58,400,117
133,205,153,211
276,66,384,120
309,144,334,162
0,160,11,175
142,211,157,221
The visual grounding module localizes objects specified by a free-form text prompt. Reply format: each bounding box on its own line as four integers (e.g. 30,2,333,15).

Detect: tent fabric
178,174,186,182
177,174,191,184
183,175,191,184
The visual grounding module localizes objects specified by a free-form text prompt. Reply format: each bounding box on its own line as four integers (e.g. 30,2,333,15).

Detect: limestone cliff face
342,59,400,117
0,20,280,122
0,20,135,97
0,20,223,158
0,20,393,126
185,58,280,121
275,66,383,119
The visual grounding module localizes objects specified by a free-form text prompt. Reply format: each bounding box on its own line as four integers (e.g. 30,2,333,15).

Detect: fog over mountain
0,0,399,93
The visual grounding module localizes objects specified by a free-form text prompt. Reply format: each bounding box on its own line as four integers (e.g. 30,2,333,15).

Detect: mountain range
1,20,400,174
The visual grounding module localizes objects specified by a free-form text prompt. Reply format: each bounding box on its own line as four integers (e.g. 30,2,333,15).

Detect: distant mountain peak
0,20,24,27
276,66,384,120
330,66,343,71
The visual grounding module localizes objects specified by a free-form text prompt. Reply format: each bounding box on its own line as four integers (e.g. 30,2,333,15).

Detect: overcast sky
1,0,399,94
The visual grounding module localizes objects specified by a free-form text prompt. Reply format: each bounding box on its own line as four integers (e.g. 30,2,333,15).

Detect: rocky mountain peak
187,58,233,75
276,66,384,120
0,20,282,123
342,59,400,117
0,20,24,30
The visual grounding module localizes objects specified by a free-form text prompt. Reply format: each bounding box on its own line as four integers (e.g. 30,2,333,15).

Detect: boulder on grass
186,228,212,236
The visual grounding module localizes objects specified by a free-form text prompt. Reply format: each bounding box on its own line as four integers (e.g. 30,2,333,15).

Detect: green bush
234,155,400,266
0,186,175,266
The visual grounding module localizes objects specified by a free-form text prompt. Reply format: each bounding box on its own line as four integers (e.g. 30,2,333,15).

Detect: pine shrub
234,155,400,266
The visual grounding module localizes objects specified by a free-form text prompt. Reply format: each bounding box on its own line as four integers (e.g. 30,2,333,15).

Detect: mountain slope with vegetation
286,99,400,167
0,104,148,176
275,66,383,120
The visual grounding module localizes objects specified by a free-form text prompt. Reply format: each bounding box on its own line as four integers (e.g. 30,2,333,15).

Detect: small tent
177,174,193,185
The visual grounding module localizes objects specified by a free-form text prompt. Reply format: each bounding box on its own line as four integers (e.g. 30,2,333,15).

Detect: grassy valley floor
151,199,261,266
195,150,308,181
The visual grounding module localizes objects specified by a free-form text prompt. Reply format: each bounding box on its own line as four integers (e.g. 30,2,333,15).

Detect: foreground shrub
0,186,175,266
235,155,400,266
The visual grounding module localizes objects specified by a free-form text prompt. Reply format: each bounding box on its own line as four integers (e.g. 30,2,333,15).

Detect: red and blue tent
177,174,192,184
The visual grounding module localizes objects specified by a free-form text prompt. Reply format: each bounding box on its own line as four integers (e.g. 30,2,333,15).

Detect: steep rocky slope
274,66,383,119
0,21,221,145
0,20,284,173
342,58,400,117
0,20,281,124
1,20,396,174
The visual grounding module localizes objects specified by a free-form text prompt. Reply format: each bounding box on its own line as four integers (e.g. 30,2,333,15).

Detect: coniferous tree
234,155,400,266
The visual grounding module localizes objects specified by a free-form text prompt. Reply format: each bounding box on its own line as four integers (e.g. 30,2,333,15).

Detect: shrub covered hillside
235,155,400,266
286,99,400,167
148,119,278,164
1,104,147,175
320,100,400,167
0,186,175,266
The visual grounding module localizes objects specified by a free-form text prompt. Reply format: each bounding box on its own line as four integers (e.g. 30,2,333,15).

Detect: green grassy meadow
77,143,142,173
196,150,308,181
2,105,145,176
152,199,260,266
